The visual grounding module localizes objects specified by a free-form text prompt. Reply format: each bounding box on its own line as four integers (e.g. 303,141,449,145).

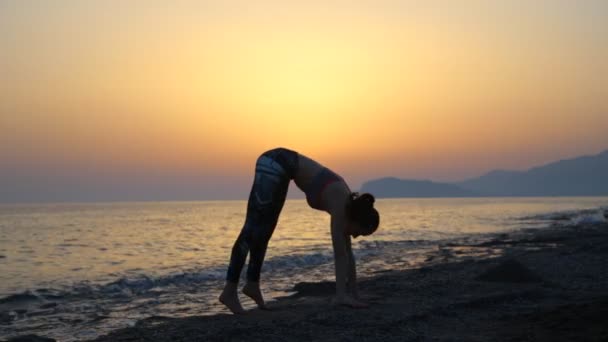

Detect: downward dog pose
219,147,380,314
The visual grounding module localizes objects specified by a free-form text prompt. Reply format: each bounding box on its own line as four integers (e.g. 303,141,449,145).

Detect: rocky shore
8,216,608,342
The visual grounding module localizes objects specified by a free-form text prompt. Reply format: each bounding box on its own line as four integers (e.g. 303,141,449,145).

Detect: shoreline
82,217,608,342
4,211,607,342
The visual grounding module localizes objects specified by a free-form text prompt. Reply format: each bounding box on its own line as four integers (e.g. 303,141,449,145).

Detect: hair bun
360,193,375,205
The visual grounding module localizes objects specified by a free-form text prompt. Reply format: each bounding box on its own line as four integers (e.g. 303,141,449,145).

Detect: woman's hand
331,295,369,308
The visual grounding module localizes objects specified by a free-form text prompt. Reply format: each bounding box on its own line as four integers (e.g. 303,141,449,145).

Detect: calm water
1,197,607,340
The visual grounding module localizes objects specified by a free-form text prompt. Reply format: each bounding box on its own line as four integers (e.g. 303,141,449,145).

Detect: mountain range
360,150,608,197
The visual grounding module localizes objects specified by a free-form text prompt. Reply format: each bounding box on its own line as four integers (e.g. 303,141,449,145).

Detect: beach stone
476,259,542,283
7,335,56,342
0,311,14,324
39,302,57,309
291,281,335,297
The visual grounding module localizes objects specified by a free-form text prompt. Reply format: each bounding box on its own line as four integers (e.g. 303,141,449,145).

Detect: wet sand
10,218,608,341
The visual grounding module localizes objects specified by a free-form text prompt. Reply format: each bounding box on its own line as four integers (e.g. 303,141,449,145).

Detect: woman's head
345,192,379,238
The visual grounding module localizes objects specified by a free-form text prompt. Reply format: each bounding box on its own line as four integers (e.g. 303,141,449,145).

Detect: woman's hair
345,192,380,235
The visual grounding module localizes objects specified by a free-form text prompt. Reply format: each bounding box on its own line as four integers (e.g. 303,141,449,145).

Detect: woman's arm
330,213,349,297
345,236,359,298
330,213,368,308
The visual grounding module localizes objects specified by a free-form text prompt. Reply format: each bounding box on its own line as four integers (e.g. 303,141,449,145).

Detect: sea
1,197,607,341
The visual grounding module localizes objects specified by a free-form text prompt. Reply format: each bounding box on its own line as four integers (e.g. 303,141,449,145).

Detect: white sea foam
570,210,607,225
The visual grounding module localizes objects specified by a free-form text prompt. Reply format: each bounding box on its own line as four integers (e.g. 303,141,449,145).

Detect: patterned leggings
226,148,299,283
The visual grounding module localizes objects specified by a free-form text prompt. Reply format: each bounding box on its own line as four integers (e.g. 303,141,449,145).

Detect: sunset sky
1,1,607,202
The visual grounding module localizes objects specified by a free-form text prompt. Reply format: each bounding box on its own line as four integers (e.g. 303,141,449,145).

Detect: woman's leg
241,173,289,309
225,228,250,283
220,226,250,314
220,152,290,313
245,177,288,281
220,178,261,313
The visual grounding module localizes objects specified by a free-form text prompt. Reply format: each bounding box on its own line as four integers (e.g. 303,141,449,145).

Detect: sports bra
304,167,343,210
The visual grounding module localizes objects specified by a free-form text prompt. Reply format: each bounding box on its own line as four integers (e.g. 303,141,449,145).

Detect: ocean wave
518,207,607,224
0,292,40,305
571,211,607,225
0,238,439,308
0,231,546,341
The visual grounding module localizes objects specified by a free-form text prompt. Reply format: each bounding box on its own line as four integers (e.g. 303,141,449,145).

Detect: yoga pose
219,147,380,314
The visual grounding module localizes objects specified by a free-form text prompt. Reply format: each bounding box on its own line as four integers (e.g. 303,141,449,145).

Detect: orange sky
1,1,607,201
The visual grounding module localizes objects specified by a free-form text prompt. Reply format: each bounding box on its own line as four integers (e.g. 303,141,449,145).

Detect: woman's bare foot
242,281,268,309
219,282,246,314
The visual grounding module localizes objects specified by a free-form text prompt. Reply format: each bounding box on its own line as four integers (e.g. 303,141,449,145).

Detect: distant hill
457,150,608,196
362,150,608,198
360,177,477,198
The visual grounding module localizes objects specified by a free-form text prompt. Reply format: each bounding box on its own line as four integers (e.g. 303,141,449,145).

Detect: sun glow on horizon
1,1,607,201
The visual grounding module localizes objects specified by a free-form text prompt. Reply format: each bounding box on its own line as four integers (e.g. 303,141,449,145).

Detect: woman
219,147,380,314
